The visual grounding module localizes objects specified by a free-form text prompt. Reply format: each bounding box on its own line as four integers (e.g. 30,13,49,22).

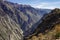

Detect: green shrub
55,32,60,39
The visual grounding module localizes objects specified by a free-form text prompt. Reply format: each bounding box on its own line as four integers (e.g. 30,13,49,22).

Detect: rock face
0,1,23,40
25,8,60,40
0,15,23,40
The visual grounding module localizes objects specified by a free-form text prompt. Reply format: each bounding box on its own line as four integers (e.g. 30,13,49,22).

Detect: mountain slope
0,1,23,40
25,8,60,40
0,15,23,40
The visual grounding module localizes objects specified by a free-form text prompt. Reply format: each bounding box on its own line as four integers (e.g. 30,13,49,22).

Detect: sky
7,0,60,9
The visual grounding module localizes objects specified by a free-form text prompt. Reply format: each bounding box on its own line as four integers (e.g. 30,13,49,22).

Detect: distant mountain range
0,0,51,37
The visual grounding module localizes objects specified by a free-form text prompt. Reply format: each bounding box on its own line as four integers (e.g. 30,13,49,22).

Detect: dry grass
27,24,60,40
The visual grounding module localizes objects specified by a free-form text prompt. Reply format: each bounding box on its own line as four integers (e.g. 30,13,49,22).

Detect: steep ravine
25,8,60,40
0,0,51,37
0,0,52,40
